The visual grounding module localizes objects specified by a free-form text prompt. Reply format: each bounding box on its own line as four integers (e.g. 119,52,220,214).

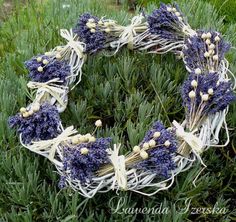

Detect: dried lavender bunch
181,72,235,130
183,30,231,74
131,121,177,178
98,122,177,178
147,3,194,41
73,12,142,53
73,13,106,53
59,137,112,187
25,54,71,84
8,103,61,144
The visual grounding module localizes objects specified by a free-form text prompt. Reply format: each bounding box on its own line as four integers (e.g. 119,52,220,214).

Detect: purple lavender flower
147,3,188,41
8,103,61,144
135,121,177,178
181,73,236,121
183,30,231,73
60,137,111,186
25,55,71,84
73,13,106,53
136,149,176,178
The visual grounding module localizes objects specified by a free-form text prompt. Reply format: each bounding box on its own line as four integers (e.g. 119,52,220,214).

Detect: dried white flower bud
37,57,42,62
209,44,215,50
201,94,209,101
89,136,96,142
195,68,202,74
208,88,214,95
164,140,171,147
201,33,207,39
98,20,103,25
133,145,140,153
42,59,49,65
88,18,95,23
72,136,79,144
209,50,215,55
80,136,87,142
95,120,102,127
175,12,180,16
213,55,219,61
45,52,51,56
153,131,161,138
90,28,96,33
37,66,43,72
206,32,212,38
214,36,220,42
148,139,156,147
20,107,27,113
57,46,62,51
56,53,62,59
205,39,211,45
142,142,149,149
172,7,177,12
140,150,148,159
204,52,210,58
22,112,30,118
189,90,196,98
80,147,89,155
191,80,198,87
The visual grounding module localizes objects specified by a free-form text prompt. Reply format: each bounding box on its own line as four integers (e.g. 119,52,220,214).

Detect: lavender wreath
9,3,236,198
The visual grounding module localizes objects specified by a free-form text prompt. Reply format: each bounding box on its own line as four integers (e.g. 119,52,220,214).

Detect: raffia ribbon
27,78,68,109
107,144,127,191
119,14,145,50
182,25,197,37
27,126,77,161
172,120,203,154
60,29,85,60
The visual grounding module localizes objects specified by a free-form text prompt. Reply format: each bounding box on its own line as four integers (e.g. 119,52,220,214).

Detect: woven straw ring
8,3,236,198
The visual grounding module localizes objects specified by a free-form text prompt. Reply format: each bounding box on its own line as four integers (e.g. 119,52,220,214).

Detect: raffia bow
110,14,146,53
59,29,86,87
27,78,68,109
26,126,77,162
107,144,127,191
119,14,146,50
60,29,85,60
172,120,203,154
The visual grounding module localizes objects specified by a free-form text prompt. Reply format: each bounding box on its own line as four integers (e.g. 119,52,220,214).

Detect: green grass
0,0,236,221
